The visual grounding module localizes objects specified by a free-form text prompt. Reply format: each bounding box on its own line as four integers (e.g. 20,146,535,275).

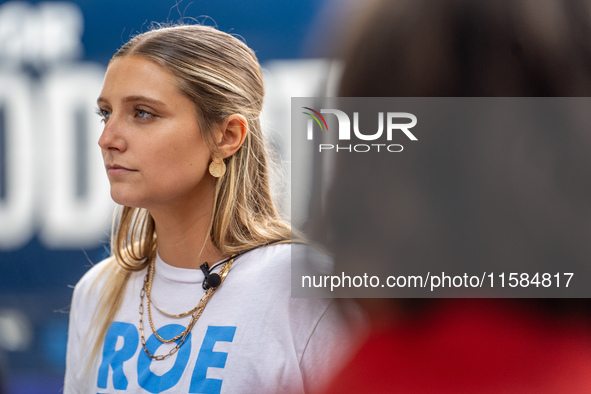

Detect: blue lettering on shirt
138,324,192,393
97,321,138,390
96,322,237,393
190,326,237,394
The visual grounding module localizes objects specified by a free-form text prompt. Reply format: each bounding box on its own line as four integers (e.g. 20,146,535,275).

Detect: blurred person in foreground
321,0,591,392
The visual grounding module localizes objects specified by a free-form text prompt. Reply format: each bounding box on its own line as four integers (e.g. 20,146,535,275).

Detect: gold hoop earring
209,157,226,178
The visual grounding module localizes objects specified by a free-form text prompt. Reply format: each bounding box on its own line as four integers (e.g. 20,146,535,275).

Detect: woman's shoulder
243,241,330,259
72,256,118,298
239,242,332,272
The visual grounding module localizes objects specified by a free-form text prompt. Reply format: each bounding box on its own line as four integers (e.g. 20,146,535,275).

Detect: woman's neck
149,200,225,270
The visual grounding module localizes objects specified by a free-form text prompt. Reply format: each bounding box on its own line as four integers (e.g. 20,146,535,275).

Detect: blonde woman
64,25,350,393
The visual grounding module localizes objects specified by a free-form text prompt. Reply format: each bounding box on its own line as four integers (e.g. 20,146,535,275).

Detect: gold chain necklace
138,255,234,360
146,260,201,319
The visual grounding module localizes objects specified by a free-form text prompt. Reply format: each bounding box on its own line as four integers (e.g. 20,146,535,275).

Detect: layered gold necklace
138,255,234,360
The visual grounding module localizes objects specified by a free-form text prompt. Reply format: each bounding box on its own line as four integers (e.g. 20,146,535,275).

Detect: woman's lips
105,164,137,176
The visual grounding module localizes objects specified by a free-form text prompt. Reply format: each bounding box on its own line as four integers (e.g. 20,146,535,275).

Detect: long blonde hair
87,24,292,369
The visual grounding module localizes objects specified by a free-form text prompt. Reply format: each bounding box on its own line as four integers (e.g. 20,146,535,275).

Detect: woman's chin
110,191,144,208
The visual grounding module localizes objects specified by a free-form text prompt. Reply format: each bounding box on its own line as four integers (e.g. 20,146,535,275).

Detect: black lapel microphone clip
200,262,222,290
198,240,288,290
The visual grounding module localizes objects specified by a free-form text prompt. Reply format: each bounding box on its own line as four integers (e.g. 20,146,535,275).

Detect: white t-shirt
65,244,355,393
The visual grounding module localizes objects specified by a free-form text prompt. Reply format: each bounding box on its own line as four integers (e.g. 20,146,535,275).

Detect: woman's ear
216,114,248,158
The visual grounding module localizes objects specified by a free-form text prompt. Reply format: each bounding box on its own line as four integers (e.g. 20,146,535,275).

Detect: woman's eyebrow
96,96,109,106
96,95,169,107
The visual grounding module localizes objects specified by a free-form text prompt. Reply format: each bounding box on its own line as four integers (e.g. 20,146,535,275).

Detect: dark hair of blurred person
322,0,591,392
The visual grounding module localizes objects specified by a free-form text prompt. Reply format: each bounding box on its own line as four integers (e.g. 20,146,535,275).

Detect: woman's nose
98,115,127,152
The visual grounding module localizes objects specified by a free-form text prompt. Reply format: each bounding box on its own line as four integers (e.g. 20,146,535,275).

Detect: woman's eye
135,108,154,120
95,107,111,122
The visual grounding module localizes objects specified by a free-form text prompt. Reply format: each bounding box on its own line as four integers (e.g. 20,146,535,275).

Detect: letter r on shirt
97,322,138,389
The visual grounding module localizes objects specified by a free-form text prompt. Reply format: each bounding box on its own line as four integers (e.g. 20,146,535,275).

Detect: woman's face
97,55,214,211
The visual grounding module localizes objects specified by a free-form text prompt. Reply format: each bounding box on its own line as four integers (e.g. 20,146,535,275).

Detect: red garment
324,300,591,393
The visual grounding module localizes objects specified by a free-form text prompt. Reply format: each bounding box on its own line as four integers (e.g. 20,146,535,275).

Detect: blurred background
0,0,345,391
6,0,591,392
